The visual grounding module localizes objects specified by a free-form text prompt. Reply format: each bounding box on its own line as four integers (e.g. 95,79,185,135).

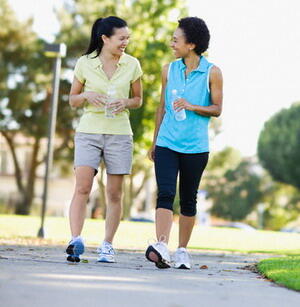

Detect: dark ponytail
84,16,127,58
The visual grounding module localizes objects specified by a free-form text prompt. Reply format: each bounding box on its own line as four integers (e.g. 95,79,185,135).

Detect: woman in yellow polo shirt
66,16,143,263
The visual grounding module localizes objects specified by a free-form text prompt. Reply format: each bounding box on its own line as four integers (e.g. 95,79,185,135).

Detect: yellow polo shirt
74,51,142,135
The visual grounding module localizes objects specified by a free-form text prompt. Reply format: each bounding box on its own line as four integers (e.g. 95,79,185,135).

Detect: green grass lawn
1,214,300,255
258,256,300,291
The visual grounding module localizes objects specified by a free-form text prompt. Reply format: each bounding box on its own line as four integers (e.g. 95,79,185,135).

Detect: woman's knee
156,202,173,211
75,183,92,196
107,190,122,204
74,167,94,196
156,191,176,211
180,201,197,216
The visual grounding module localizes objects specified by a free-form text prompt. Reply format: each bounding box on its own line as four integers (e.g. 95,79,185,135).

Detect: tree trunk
1,131,24,194
15,136,41,215
122,168,152,220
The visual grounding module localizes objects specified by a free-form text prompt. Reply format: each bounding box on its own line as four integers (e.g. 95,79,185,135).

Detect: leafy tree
206,146,300,227
207,158,263,221
205,146,242,177
0,0,49,214
258,103,300,189
1,0,188,216
0,0,75,214
262,180,300,230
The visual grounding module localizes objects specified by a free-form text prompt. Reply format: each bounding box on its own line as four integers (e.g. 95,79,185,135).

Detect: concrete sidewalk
0,244,299,307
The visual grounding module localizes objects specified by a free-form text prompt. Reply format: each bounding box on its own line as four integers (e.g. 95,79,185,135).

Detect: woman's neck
99,48,120,63
183,53,200,71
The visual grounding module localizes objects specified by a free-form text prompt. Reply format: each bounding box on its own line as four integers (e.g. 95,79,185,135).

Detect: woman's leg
178,215,196,248
104,174,124,243
145,146,179,268
178,152,209,248
155,209,173,243
154,146,179,243
69,166,95,237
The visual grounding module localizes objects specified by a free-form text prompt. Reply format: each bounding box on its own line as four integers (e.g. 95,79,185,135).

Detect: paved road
0,244,299,307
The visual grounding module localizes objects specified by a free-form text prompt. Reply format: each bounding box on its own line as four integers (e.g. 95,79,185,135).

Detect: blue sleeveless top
156,56,214,153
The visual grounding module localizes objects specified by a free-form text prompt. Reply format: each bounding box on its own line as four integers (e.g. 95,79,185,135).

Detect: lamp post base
37,227,45,238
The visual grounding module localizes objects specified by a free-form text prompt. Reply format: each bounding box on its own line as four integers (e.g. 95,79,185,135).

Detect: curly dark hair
178,17,210,55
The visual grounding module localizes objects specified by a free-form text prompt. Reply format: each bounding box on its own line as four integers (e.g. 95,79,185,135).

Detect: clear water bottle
105,85,117,118
171,89,186,121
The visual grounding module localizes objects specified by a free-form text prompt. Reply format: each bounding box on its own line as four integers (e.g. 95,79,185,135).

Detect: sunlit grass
1,214,300,255
258,256,300,291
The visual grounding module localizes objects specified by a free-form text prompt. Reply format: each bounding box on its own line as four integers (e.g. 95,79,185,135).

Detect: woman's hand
173,98,194,112
110,99,128,114
148,145,155,162
83,91,107,108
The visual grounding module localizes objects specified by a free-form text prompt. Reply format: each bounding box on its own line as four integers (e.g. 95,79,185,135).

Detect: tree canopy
258,103,300,189
207,156,263,221
0,0,188,215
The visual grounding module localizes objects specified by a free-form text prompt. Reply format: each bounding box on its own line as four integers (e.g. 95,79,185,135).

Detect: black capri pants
154,145,209,216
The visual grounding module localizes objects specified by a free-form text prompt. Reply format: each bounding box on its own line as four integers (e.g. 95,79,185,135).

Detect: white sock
72,236,82,241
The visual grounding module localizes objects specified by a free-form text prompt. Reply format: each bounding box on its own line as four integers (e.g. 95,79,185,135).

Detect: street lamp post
38,43,67,238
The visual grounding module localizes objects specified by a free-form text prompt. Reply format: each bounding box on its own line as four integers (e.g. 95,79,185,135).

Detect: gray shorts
74,132,133,175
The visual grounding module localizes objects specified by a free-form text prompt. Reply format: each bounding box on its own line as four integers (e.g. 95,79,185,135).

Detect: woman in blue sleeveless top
146,17,223,269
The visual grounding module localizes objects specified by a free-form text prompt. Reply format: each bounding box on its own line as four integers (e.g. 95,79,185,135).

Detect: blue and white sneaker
97,241,116,263
66,236,85,263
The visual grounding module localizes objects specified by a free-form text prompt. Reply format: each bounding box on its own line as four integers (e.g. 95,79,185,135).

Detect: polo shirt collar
88,51,127,68
179,55,209,73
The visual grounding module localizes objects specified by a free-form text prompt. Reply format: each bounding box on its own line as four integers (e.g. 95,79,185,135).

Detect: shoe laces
98,242,115,255
176,248,190,263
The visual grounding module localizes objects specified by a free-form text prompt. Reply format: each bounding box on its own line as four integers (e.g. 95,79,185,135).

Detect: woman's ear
189,43,196,51
101,34,108,43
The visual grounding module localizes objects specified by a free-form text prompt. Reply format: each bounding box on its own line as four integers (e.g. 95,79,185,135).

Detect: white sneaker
145,241,171,269
173,247,191,269
97,241,116,263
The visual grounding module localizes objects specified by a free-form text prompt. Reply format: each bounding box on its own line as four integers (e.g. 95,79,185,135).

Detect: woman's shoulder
209,65,222,81
75,54,90,67
76,51,99,63
122,53,141,65
162,59,182,78
162,59,181,71
170,59,183,66
202,56,217,70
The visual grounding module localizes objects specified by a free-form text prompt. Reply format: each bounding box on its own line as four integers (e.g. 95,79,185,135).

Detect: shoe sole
66,255,80,263
174,263,191,270
97,256,115,263
145,246,170,269
66,242,84,263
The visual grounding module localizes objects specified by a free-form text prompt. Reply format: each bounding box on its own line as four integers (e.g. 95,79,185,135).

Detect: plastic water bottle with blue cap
171,89,186,121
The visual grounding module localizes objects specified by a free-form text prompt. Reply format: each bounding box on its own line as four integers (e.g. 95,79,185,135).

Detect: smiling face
170,27,195,58
102,27,130,56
